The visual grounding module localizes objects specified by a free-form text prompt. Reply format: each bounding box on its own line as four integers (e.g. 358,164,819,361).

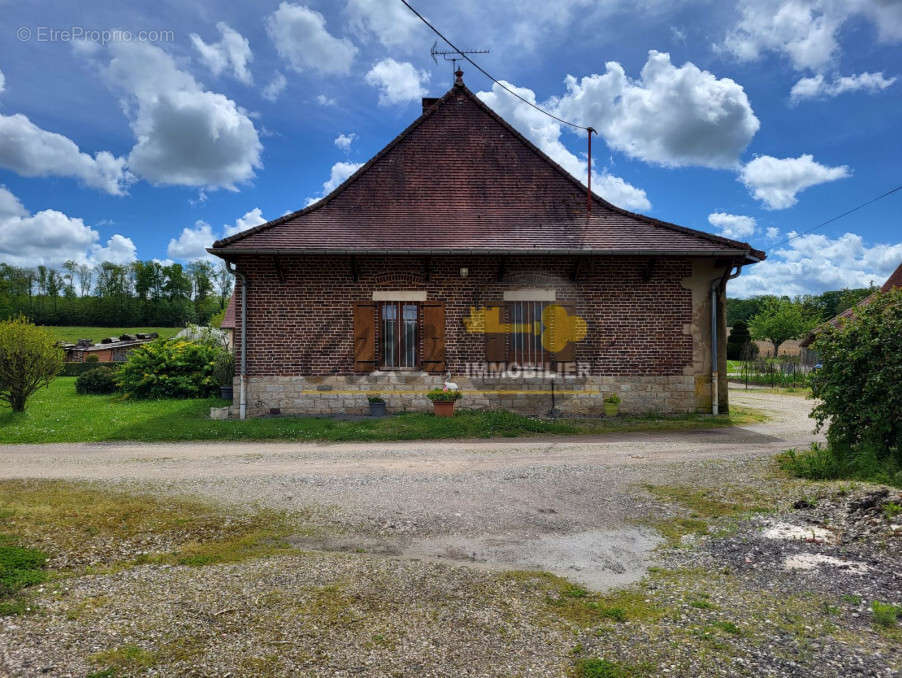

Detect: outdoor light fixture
460,267,469,278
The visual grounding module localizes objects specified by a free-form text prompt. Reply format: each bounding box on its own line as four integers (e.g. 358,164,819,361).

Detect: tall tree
749,298,817,356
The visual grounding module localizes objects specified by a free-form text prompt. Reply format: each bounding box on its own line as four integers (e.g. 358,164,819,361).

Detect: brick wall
233,254,695,378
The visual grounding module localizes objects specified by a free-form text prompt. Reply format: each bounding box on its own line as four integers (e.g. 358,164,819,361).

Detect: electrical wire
770,184,902,249
399,0,591,132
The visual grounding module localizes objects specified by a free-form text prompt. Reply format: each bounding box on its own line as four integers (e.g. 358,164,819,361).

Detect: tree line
726,286,875,328
0,260,233,327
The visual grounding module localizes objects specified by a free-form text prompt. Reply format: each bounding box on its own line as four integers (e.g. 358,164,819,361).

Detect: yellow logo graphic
463,304,587,352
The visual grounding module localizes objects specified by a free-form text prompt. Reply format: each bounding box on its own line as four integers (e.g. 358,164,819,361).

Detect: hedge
61,362,119,377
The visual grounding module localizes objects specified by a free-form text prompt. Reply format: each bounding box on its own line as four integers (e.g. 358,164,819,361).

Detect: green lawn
41,326,182,343
0,378,765,444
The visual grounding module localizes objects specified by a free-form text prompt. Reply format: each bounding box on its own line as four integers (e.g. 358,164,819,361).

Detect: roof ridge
211,81,764,261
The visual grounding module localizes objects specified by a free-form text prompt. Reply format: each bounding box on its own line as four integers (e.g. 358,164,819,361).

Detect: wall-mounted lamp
459,267,469,278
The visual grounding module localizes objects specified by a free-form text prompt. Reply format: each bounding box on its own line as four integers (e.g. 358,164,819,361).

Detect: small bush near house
118,338,226,399
785,288,902,485
75,367,119,395
0,316,63,412
85,354,99,364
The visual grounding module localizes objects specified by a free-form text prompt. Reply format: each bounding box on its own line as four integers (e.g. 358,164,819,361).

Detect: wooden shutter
485,303,507,362
552,303,577,362
421,301,445,373
353,303,376,372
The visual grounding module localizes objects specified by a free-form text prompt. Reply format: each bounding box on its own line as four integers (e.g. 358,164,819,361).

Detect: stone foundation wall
234,372,697,418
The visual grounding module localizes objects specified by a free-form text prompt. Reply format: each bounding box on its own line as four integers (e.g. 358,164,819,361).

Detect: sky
0,0,900,298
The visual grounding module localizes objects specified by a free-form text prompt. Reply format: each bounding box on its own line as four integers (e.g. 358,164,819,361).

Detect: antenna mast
431,41,490,85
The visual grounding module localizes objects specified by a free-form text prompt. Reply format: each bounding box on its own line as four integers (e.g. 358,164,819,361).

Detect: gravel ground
5,389,899,676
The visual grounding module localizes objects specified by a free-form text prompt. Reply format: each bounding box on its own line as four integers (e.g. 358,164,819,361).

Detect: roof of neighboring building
800,261,902,347
221,293,236,329
209,78,765,264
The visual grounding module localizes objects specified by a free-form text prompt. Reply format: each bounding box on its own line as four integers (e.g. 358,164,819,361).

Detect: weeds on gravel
501,570,662,628
871,601,900,628
0,480,299,572
777,443,902,488
90,644,155,673
642,485,772,545
573,657,651,677
0,534,48,616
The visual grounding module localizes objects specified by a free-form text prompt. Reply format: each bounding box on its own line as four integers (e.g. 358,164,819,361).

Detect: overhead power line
770,184,902,250
399,0,591,132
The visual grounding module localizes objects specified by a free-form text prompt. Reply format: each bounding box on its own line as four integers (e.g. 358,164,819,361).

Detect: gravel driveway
1,389,819,591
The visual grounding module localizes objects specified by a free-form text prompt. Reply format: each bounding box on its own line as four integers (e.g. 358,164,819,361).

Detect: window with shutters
380,302,418,368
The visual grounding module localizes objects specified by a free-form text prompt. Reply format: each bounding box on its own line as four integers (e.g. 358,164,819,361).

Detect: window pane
402,304,417,367
382,303,396,367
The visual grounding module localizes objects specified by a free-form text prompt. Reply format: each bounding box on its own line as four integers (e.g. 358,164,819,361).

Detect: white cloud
346,0,423,49
97,41,262,190
266,3,357,75
262,72,287,102
0,186,136,267
790,71,896,103
553,51,760,169
305,161,362,206
740,154,850,209
766,226,780,239
477,80,650,211
167,220,216,260
223,207,266,237
190,22,254,85
719,0,902,72
316,94,337,106
708,212,757,240
365,59,429,106
168,208,267,260
0,67,5,94
0,113,131,195
334,132,356,152
591,172,651,211
730,231,902,297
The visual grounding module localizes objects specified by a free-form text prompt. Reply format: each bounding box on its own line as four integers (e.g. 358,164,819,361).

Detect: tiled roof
221,293,236,329
210,81,765,262
800,261,902,347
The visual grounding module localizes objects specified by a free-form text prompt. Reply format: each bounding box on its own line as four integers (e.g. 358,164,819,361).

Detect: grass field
40,326,182,343
0,378,766,444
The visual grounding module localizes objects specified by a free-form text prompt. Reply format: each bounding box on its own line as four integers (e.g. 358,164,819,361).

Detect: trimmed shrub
61,361,118,377
75,367,119,395
117,338,226,399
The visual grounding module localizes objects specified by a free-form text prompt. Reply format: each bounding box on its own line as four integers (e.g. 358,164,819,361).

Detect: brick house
209,74,764,419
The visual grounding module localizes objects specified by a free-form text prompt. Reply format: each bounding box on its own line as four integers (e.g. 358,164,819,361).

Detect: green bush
75,367,119,395
426,387,461,402
809,289,902,474
0,316,63,412
117,338,226,399
61,361,118,377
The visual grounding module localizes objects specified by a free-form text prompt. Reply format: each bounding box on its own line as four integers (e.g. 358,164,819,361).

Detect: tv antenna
431,41,490,84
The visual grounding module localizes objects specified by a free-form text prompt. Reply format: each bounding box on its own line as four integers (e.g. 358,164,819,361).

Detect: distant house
209,72,765,419
220,293,236,348
62,333,158,363
800,261,902,358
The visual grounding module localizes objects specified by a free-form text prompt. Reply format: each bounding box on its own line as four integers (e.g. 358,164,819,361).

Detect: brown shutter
353,303,376,372
552,303,577,362
422,301,445,373
485,303,507,362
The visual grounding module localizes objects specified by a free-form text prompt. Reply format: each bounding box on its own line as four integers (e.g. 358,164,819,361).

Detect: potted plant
213,351,235,401
367,394,387,417
427,387,462,417
603,393,621,417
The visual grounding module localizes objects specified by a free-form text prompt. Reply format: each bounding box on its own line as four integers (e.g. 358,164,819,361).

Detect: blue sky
0,0,899,297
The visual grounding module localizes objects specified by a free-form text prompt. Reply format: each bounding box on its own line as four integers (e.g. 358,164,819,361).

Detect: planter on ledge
220,385,234,401
432,400,455,417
